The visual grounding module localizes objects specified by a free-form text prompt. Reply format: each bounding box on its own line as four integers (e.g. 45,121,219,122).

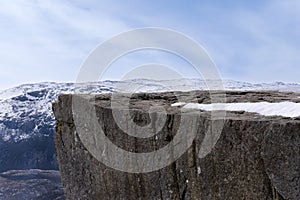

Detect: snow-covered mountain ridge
0,79,300,172
1,79,300,143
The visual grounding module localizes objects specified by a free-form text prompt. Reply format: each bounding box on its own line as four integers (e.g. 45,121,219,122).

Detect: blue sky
0,0,300,90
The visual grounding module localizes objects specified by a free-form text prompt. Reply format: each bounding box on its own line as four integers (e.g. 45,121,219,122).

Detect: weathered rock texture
53,91,300,200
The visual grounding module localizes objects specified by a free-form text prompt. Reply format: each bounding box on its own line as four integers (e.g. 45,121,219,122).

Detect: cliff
53,91,300,200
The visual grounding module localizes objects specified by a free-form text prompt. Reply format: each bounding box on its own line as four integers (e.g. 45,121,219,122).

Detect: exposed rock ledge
53,91,300,200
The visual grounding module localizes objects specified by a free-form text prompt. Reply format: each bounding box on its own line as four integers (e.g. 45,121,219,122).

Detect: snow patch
2,134,11,142
172,102,300,118
197,166,202,175
0,90,23,101
171,102,186,107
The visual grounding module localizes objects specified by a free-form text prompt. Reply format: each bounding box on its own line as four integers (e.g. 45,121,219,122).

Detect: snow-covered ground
172,101,300,118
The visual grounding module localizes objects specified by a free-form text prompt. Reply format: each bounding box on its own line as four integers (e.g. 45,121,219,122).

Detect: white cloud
0,0,130,89
0,0,299,89
182,0,300,83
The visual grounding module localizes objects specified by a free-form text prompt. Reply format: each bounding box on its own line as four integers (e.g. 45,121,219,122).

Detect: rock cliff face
53,91,300,200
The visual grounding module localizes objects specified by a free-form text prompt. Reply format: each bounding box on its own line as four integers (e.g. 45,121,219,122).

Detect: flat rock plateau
53,91,300,200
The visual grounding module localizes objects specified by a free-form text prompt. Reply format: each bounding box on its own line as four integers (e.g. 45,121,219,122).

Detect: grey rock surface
53,91,300,200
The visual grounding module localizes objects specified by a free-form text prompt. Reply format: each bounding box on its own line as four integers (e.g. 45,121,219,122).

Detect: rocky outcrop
53,91,300,200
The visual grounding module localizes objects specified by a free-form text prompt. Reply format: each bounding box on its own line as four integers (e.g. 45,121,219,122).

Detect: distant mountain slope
0,79,300,172
0,169,64,200
0,81,115,172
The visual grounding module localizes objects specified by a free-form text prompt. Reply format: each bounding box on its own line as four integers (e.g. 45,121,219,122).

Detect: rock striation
53,91,300,200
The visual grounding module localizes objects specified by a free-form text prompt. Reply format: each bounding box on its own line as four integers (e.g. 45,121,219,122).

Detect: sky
0,0,300,90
